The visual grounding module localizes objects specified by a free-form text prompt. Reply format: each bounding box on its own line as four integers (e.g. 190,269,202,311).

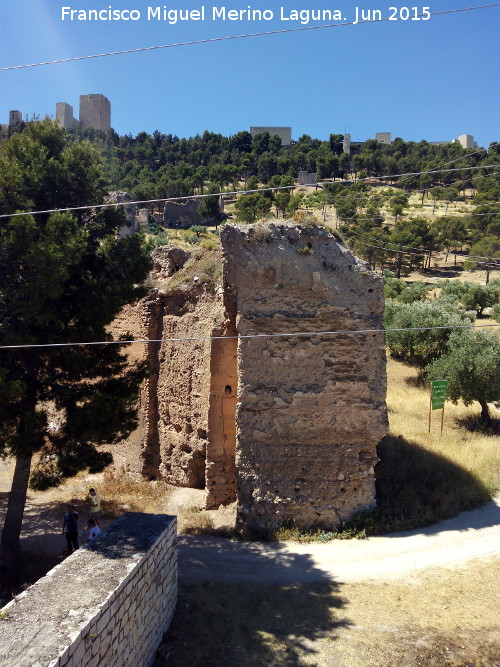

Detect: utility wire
1,4,498,71
344,226,500,262
349,237,500,266
424,142,497,172
1,165,498,220
0,323,498,351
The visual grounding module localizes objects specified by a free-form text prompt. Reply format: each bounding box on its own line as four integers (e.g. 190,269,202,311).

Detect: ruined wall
107,249,229,492
221,222,388,531
153,288,224,487
105,300,149,477
164,199,202,228
0,514,177,667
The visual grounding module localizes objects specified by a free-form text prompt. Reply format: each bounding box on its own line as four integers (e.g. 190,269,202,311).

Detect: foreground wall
0,514,177,667
221,222,388,531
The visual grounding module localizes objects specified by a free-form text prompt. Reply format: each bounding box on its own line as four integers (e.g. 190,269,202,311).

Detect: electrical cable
1,165,498,220
0,323,498,351
348,237,500,266
1,4,498,71
344,226,500,262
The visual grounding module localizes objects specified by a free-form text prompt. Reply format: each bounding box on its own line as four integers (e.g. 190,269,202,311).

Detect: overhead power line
344,226,500,262
349,237,500,266
1,165,498,220
0,323,498,351
1,4,498,71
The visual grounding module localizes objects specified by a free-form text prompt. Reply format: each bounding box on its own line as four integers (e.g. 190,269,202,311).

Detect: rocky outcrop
152,246,189,279
220,222,388,531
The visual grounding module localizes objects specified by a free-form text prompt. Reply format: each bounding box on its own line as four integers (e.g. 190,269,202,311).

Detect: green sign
431,380,448,410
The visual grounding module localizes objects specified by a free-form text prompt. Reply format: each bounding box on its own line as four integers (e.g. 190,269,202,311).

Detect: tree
274,191,291,218
0,121,152,575
461,283,500,317
234,193,271,223
189,225,206,237
465,237,500,284
425,330,500,423
384,299,474,378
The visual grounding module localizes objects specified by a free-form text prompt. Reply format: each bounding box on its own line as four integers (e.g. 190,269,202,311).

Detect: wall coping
0,513,176,667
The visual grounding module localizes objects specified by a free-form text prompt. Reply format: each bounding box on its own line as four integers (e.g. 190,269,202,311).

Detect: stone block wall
221,222,388,531
0,513,177,667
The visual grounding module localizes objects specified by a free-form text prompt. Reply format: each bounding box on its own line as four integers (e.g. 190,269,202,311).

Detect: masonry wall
79,94,111,132
125,284,224,489
221,222,388,531
0,513,177,667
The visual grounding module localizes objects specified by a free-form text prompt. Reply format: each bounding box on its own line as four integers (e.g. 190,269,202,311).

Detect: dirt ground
2,459,498,666
158,499,500,666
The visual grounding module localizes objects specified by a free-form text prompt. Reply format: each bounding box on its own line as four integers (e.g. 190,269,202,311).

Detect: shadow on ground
157,542,349,667
456,415,500,435
374,434,495,533
0,493,129,560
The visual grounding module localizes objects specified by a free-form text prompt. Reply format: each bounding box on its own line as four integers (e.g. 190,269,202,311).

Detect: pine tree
0,120,152,574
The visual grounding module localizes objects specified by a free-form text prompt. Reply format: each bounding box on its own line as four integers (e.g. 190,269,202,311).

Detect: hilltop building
79,94,111,131
457,133,478,149
9,110,22,126
343,133,351,154
56,102,79,130
375,132,392,145
57,94,111,131
2,94,112,133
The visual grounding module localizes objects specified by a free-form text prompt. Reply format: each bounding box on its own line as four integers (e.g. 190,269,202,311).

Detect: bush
385,299,474,376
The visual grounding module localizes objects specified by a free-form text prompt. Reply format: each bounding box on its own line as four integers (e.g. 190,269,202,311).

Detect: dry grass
386,357,500,493
158,561,500,667
372,357,500,532
97,471,171,517
155,247,222,294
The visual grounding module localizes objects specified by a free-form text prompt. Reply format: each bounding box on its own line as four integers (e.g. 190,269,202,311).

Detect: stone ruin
112,222,388,530
106,191,139,238
163,197,223,229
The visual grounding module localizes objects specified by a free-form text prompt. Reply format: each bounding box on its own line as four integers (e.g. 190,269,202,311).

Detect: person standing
62,506,79,553
88,488,102,528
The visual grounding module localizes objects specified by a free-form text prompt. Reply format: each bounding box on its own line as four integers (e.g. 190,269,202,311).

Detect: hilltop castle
4,94,111,132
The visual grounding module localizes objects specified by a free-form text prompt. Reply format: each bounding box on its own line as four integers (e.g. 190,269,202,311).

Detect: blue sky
1,1,499,145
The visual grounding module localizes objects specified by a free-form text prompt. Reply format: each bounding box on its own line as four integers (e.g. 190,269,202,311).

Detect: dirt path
178,496,500,585
2,459,499,665
164,499,500,666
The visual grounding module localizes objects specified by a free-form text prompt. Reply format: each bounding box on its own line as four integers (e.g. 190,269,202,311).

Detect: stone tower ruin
114,222,388,531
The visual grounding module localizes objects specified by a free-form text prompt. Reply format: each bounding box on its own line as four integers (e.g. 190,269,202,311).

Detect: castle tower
9,110,22,126
56,102,79,130
79,94,111,131
343,133,351,154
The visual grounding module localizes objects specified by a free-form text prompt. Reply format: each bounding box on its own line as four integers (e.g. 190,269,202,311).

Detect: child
86,518,102,541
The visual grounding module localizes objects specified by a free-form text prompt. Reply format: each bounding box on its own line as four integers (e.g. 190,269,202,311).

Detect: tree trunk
1,452,33,575
480,400,490,424
396,253,403,278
